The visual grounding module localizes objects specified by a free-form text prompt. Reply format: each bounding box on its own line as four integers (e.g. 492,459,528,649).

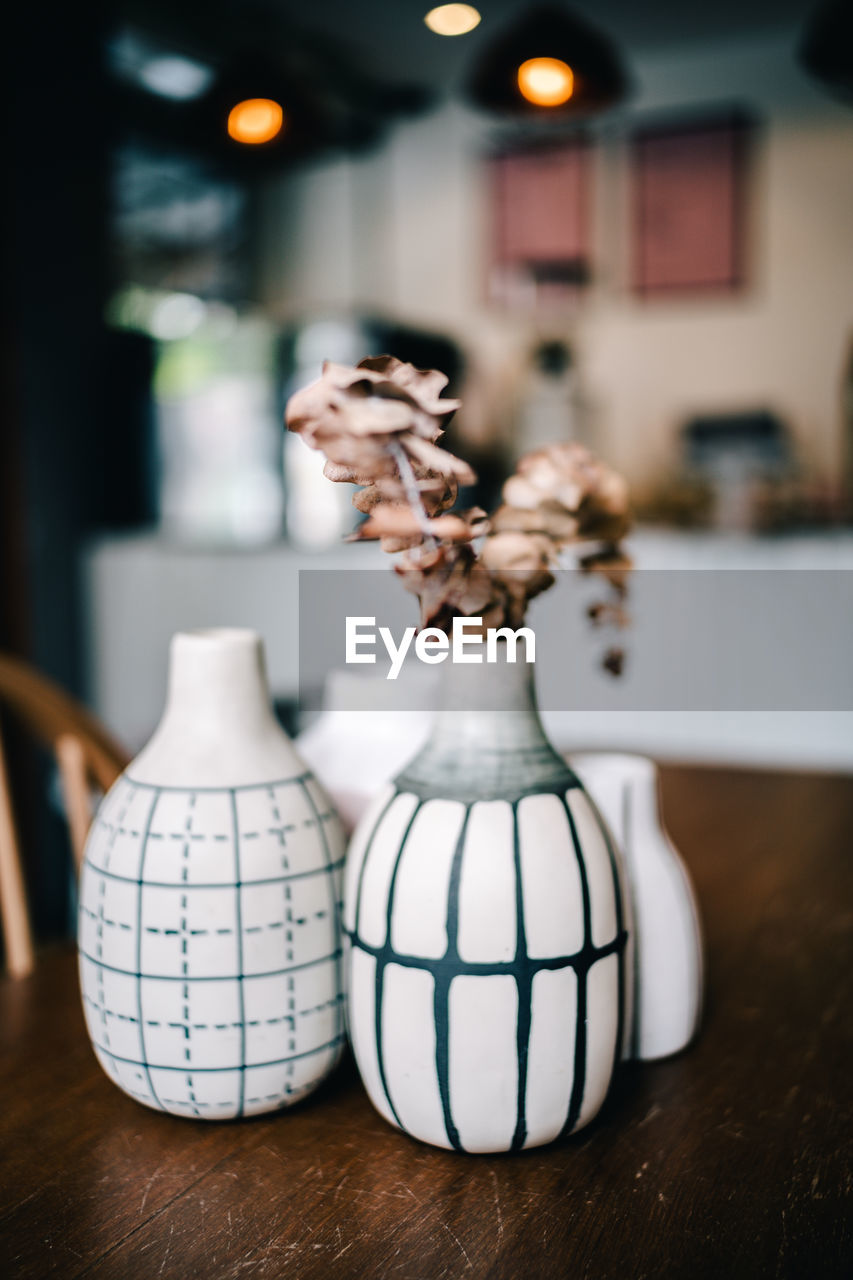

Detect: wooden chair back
0,654,129,978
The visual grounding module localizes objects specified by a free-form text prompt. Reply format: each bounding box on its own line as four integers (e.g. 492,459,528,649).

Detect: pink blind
632,121,748,295
493,143,589,266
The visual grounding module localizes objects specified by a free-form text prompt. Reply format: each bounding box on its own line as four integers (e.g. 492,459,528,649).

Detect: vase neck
395,646,574,802
128,629,303,788
161,629,277,738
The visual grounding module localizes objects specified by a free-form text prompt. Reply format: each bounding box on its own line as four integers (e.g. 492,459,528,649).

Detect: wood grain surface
1,765,851,1280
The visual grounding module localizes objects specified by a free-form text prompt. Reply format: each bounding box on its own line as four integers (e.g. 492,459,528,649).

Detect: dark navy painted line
373,799,424,1132
510,800,532,1153
584,788,628,1073
352,790,399,938
622,783,641,1061
91,1033,346,1074
434,805,471,1152
346,932,624,977
79,949,343,982
560,796,595,1138
83,859,345,891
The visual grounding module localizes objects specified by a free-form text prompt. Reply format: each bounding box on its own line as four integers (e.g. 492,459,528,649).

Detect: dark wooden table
2,765,851,1279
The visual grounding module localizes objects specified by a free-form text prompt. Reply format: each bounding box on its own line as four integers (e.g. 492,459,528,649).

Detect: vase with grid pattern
78,629,346,1119
343,646,629,1153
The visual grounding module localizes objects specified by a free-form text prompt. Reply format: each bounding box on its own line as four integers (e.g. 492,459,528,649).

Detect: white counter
83,528,853,772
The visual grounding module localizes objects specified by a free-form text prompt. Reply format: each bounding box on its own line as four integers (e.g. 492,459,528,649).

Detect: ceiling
263,0,814,91
121,0,816,98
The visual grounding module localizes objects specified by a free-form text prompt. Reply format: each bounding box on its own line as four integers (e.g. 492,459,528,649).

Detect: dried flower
285,355,472,488
500,443,630,546
285,354,633,674
504,443,627,514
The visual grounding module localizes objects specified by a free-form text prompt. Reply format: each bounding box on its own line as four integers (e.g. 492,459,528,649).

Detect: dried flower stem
388,439,438,552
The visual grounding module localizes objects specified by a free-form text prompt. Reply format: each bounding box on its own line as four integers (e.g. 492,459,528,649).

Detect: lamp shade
466,4,629,116
799,0,853,105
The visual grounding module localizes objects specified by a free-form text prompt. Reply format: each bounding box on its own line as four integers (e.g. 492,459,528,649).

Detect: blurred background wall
258,31,853,494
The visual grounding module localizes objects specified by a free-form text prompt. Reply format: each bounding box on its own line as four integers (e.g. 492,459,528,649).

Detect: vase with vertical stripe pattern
343,645,628,1153
78,628,346,1119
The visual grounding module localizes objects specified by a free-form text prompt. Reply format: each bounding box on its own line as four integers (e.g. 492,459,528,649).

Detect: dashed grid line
95,873,110,1053
180,792,196,884
82,990,345,1031
300,778,345,1048
102,795,131,872
267,784,292,873
80,904,133,931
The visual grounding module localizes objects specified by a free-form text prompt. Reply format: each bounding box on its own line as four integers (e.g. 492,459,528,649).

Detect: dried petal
575,506,631,543
587,601,631,629
285,355,461,458
491,502,579,544
602,648,625,676
357,355,460,421
401,434,476,485
418,473,458,516
349,505,488,547
351,477,405,513
395,545,500,631
323,459,377,485
579,545,634,594
480,531,553,574
502,475,546,511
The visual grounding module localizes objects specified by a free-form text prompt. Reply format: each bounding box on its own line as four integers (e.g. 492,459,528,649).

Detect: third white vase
570,753,703,1061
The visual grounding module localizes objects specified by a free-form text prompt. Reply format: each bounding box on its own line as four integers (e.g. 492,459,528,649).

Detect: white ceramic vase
570,753,703,1061
343,648,628,1153
78,628,346,1119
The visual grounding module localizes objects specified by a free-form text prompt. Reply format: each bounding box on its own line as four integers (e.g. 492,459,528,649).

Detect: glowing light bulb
424,4,481,37
227,98,284,145
517,57,574,107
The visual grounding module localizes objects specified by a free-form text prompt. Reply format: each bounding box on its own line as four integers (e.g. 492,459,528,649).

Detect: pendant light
467,4,629,116
799,0,853,105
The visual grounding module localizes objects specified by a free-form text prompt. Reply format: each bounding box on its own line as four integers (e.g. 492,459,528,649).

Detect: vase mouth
571,752,657,780
173,627,261,654
178,627,259,644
